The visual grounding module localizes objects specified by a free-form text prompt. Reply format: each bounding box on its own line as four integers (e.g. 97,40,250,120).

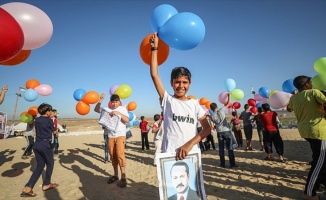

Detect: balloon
205,101,211,110
26,79,40,89
109,85,119,96
0,8,24,62
128,112,135,121
20,113,33,123
233,102,241,109
258,87,269,98
20,111,28,117
247,98,256,107
187,95,196,100
250,106,257,114
1,2,53,50
312,74,326,90
0,50,31,66
256,102,262,108
224,78,236,92
133,120,140,126
282,79,296,94
218,92,229,104
115,84,132,99
261,98,269,104
76,101,90,115
158,12,205,50
314,57,326,74
73,88,86,101
128,121,134,127
230,89,244,101
199,97,207,105
28,106,38,116
127,101,137,111
24,89,38,102
269,91,292,109
150,4,178,32
254,94,263,101
139,33,169,66
82,91,100,104
34,84,52,96
268,90,278,98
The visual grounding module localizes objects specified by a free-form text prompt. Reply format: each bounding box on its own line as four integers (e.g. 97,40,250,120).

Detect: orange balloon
82,91,99,104
205,101,211,110
127,101,137,111
199,98,207,105
28,106,38,116
26,79,40,89
139,33,169,66
187,95,196,100
0,50,31,66
76,101,90,115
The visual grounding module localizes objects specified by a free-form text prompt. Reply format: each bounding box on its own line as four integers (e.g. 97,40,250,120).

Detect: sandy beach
0,125,318,200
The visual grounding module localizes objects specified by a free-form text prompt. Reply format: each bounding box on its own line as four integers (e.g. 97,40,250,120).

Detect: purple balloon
218,92,229,104
34,84,52,96
110,85,119,95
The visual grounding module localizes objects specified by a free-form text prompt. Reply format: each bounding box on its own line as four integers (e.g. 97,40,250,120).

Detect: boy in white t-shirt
149,33,211,160
94,93,129,188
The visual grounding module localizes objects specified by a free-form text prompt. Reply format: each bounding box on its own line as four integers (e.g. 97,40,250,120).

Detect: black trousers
141,131,149,150
23,136,34,156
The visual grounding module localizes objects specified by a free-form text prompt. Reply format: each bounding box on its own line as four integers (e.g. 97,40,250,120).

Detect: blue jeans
104,134,108,161
217,131,236,167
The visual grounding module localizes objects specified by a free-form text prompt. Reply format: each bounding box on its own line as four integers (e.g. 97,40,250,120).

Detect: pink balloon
34,84,53,96
261,98,269,104
218,92,229,104
254,94,263,101
269,91,292,109
109,85,119,95
1,2,53,50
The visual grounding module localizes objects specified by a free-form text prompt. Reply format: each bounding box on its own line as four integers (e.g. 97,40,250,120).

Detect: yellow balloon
269,90,278,98
115,84,132,99
230,89,244,100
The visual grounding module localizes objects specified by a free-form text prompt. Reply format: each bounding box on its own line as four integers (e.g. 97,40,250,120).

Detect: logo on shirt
172,114,194,124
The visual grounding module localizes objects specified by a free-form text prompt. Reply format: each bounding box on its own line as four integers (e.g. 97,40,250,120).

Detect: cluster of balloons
312,57,326,90
20,106,38,123
109,84,132,99
0,2,53,66
151,4,205,50
73,89,100,115
24,79,53,102
222,79,245,101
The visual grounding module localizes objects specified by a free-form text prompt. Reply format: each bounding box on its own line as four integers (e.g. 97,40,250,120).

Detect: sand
0,126,316,200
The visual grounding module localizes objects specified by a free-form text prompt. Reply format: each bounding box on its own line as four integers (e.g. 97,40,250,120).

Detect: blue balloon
158,12,206,50
150,4,178,32
73,88,86,101
128,121,134,127
282,79,296,94
258,87,270,99
128,111,134,121
24,89,38,102
224,78,236,92
256,102,262,108
133,120,140,126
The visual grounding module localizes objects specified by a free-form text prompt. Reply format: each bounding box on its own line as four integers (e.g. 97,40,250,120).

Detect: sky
1,0,326,121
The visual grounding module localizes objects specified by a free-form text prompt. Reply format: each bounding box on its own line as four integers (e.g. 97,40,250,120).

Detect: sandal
264,156,273,161
42,183,58,191
117,178,127,188
107,176,119,184
20,189,36,197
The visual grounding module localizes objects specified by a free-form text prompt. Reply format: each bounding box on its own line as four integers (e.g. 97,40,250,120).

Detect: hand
149,33,159,47
175,143,192,160
2,85,8,92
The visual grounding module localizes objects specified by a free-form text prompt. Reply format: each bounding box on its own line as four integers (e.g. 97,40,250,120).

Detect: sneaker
219,164,225,168
230,164,238,168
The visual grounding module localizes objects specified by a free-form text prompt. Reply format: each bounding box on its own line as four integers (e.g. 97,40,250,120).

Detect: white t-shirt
100,106,128,138
161,91,206,153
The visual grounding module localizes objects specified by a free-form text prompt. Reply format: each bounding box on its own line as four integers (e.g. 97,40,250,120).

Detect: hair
170,67,191,82
261,103,271,111
231,111,237,117
140,116,145,120
170,161,189,176
52,109,57,112
293,75,310,90
153,114,160,121
210,102,217,110
244,104,249,109
110,94,120,102
38,103,52,115
257,107,262,113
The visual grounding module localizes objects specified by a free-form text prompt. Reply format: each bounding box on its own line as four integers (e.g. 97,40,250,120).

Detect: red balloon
0,8,24,62
233,102,241,109
247,98,256,107
250,106,257,114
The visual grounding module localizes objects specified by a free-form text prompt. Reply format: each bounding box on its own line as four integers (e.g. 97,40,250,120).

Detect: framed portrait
156,150,205,200
0,112,7,134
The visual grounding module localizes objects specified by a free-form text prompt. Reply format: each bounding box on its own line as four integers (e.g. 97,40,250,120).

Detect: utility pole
12,93,22,124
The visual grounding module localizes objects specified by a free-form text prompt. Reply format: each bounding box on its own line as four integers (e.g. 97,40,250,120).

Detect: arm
176,116,211,160
94,93,105,113
150,33,165,100
111,110,129,123
0,85,8,105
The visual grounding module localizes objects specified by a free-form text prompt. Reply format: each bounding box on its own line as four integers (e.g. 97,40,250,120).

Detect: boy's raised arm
150,33,165,100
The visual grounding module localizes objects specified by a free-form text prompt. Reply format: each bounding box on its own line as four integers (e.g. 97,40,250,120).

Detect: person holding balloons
287,75,326,200
239,104,254,151
0,85,8,105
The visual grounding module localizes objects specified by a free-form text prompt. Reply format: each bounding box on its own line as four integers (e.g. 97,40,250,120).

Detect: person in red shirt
139,116,150,150
258,103,285,162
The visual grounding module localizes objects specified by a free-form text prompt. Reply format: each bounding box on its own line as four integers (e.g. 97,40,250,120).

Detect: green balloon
314,57,326,74
20,113,33,123
231,89,244,100
312,74,326,90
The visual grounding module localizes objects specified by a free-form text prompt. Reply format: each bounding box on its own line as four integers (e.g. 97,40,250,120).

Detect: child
230,111,243,147
22,120,35,159
152,113,163,166
251,107,264,151
94,93,129,187
50,109,59,155
21,103,58,197
139,116,150,150
239,104,253,150
150,33,211,160
205,115,216,150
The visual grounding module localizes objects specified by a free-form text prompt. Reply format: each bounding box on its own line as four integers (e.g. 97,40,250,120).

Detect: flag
19,87,26,91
